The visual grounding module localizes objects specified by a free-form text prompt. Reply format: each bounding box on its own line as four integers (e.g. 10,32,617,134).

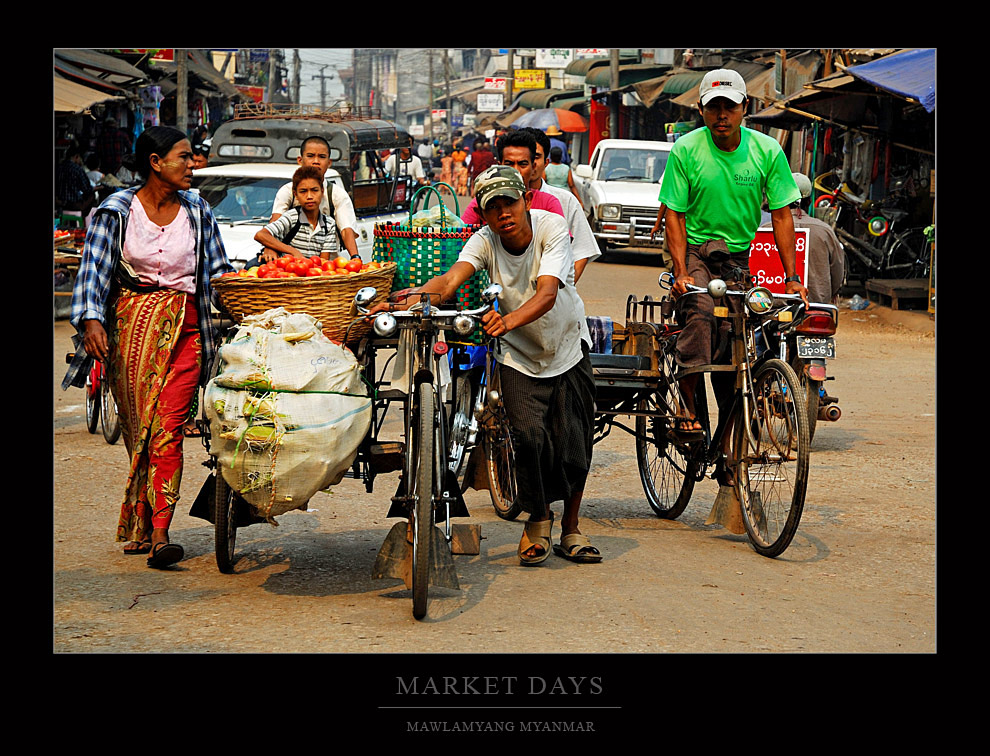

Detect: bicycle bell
452,314,476,337
373,311,398,337
707,278,727,298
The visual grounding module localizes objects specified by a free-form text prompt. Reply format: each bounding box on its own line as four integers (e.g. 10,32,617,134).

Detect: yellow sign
514,69,546,89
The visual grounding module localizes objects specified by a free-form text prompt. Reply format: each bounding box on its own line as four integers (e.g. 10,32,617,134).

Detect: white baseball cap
699,69,747,106
792,172,813,199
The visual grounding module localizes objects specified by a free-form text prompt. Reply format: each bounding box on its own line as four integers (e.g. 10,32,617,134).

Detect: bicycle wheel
884,228,929,279
85,370,99,434
486,412,521,520
733,358,810,557
412,382,435,619
214,470,238,574
447,369,477,489
636,384,699,519
790,357,820,445
100,374,121,444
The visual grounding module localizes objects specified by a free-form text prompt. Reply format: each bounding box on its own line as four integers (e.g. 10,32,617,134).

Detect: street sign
748,228,809,294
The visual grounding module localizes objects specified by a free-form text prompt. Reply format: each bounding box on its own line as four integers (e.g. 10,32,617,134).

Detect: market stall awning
54,49,147,84
845,48,935,112
514,88,584,110
585,63,671,89
54,74,125,114
149,50,246,100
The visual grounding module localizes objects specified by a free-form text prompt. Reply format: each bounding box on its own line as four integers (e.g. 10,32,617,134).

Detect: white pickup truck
572,138,673,254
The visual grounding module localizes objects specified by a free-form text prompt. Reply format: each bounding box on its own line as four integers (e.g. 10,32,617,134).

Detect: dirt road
53,254,935,664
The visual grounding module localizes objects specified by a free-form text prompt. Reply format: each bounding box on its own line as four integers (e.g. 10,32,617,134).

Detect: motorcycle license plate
797,336,835,359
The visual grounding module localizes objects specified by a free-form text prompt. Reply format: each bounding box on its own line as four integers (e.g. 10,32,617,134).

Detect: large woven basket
373,185,488,343
212,262,396,344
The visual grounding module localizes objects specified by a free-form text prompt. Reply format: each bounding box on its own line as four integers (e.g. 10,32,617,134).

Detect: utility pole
312,64,334,110
506,48,515,116
176,48,188,133
609,48,620,140
292,49,301,104
266,48,281,104
428,49,434,140
444,50,451,142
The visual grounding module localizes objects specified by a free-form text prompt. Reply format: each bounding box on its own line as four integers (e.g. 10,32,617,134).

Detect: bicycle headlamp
867,216,889,237
746,287,775,314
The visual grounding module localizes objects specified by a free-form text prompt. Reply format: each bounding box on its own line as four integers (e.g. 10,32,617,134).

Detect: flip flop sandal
123,541,152,555
147,542,185,569
518,512,553,566
672,415,704,442
553,533,603,564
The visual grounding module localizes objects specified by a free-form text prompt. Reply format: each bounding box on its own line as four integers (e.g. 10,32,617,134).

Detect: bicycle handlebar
353,283,503,339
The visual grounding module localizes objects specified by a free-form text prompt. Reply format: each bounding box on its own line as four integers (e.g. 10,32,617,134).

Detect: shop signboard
235,85,265,103
749,228,809,294
477,93,504,112
536,49,573,68
576,49,608,58
514,70,546,90
484,77,506,90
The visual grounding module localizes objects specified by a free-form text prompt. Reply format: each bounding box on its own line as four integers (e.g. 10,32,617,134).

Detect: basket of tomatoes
212,256,396,344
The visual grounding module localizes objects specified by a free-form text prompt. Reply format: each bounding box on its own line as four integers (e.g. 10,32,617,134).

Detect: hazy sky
285,48,351,107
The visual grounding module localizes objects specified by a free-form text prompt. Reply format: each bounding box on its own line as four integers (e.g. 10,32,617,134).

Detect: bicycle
646,272,811,557
357,282,501,617
66,352,121,444
813,168,929,281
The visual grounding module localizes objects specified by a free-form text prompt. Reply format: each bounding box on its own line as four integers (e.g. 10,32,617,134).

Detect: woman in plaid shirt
62,126,233,568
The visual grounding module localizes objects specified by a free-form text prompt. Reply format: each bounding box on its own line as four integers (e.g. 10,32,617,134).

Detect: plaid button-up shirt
61,188,233,390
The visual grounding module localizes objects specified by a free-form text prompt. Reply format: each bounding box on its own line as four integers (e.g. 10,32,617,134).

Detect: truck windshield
601,149,670,183
191,176,286,222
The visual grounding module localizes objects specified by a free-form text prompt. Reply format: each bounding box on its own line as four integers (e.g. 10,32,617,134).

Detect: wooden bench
865,279,929,311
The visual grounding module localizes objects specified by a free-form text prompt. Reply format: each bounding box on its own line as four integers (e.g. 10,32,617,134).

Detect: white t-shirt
272,179,358,232
458,210,591,378
538,179,601,265
385,153,426,181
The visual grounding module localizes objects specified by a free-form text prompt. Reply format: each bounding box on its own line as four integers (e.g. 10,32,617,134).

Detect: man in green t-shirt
658,68,809,450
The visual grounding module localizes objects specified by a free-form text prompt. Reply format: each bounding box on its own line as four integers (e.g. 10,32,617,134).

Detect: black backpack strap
281,207,304,246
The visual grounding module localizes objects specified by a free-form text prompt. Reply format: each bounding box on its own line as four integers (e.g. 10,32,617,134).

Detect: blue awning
845,48,935,113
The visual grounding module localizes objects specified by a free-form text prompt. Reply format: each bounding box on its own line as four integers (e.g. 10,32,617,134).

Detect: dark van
209,103,417,217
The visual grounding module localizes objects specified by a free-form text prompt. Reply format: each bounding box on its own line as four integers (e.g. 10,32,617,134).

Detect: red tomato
306,267,323,277
274,256,289,269
333,256,349,270
320,258,333,270
346,257,363,273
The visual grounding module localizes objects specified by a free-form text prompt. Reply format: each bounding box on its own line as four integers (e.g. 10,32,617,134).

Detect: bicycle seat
590,353,651,373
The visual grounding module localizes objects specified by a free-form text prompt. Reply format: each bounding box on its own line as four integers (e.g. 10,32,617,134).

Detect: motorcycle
756,297,841,444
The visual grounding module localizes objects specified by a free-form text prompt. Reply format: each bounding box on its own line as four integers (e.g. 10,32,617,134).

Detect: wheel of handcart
214,468,239,574
636,381,705,519
412,381,435,619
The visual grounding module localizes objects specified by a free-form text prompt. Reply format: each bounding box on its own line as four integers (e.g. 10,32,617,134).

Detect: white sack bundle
205,308,372,520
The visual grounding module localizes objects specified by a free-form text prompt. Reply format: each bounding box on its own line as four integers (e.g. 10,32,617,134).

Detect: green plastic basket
373,184,489,343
